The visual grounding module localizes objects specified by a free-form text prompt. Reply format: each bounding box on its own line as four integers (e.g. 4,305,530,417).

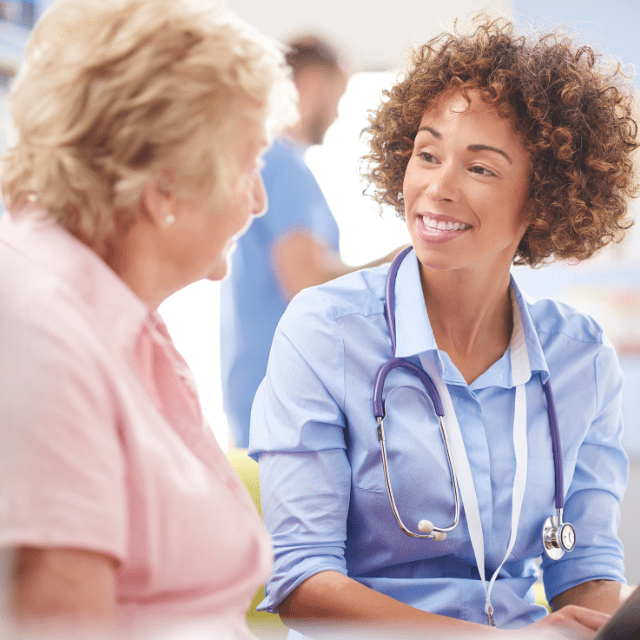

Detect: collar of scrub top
372,246,571,626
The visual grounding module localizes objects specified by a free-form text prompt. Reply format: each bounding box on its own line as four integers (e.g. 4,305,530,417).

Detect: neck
106,221,180,311
421,265,513,384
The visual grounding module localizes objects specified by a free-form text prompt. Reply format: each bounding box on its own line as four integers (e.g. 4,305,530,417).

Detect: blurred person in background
250,16,638,640
220,35,405,449
0,0,294,637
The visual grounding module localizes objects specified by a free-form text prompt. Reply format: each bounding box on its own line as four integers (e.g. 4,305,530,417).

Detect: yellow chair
534,582,550,611
226,448,289,639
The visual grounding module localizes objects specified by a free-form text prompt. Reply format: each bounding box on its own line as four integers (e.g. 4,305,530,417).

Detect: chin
412,248,457,273
206,256,231,282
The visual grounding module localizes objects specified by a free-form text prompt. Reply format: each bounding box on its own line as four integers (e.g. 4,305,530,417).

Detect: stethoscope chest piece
542,513,576,560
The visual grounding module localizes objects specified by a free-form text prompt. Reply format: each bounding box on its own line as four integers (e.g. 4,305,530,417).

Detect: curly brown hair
362,16,639,266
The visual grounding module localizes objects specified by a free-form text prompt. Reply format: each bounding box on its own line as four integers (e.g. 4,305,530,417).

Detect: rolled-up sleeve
249,290,351,612
542,335,628,600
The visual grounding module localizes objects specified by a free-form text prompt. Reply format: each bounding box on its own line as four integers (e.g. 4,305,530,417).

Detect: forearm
277,570,499,638
550,579,632,614
272,230,408,300
10,547,116,627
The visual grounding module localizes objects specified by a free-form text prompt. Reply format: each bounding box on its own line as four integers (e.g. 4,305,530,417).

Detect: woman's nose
252,171,267,217
427,164,459,202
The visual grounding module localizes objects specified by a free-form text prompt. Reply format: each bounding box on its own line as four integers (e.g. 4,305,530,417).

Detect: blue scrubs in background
220,138,340,448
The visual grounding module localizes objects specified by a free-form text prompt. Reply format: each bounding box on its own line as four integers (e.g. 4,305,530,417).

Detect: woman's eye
470,165,495,177
418,151,437,163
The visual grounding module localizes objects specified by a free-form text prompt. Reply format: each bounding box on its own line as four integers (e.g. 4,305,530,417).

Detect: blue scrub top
249,250,627,630
220,138,340,448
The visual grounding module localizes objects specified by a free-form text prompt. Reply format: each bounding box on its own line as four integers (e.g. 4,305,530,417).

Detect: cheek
218,183,244,221
512,194,532,233
492,184,529,228
235,190,252,222
402,165,417,200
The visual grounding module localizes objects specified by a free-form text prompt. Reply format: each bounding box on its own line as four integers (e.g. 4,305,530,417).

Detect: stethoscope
372,246,576,562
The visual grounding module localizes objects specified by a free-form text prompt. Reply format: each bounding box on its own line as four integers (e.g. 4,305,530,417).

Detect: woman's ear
521,199,537,226
141,170,177,229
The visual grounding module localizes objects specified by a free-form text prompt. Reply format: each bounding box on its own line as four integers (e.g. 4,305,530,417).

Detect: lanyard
419,288,530,627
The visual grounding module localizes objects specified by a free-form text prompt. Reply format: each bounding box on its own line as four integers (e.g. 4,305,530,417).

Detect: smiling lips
415,213,471,245
419,213,471,240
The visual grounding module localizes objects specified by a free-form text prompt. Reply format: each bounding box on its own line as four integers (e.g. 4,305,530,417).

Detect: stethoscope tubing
373,246,569,539
542,380,564,510
378,405,460,537
373,357,444,419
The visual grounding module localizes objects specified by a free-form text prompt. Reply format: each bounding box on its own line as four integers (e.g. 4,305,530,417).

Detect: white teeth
422,215,469,232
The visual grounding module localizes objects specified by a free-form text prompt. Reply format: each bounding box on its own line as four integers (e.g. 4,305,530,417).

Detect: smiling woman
403,90,531,278
364,20,638,267
401,89,534,382
249,15,639,640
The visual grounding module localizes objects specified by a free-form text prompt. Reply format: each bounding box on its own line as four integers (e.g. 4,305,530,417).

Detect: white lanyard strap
419,289,530,627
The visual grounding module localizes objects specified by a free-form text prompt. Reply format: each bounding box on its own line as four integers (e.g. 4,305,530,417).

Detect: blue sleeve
259,146,338,249
542,334,628,600
248,290,351,612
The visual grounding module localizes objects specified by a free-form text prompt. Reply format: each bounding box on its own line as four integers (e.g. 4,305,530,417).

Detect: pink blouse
0,210,271,638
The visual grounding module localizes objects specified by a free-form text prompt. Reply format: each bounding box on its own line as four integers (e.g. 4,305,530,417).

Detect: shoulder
261,265,391,423
257,140,326,231
0,239,118,390
524,294,605,345
0,239,73,330
280,265,389,334
262,140,310,181
520,290,621,405
0,246,121,464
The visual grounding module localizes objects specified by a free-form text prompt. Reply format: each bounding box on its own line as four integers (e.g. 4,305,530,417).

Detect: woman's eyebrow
418,125,441,139
467,144,513,164
417,126,513,164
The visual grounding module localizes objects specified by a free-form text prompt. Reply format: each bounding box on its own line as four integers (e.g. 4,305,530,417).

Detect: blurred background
4,0,640,581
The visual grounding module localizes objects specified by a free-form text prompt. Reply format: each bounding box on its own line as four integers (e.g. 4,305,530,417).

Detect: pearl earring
165,214,175,226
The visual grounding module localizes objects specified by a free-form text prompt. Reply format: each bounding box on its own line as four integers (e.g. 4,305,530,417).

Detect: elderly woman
0,0,294,636
249,16,638,640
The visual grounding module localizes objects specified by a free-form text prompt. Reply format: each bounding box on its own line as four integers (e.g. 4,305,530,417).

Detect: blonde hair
1,0,296,256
